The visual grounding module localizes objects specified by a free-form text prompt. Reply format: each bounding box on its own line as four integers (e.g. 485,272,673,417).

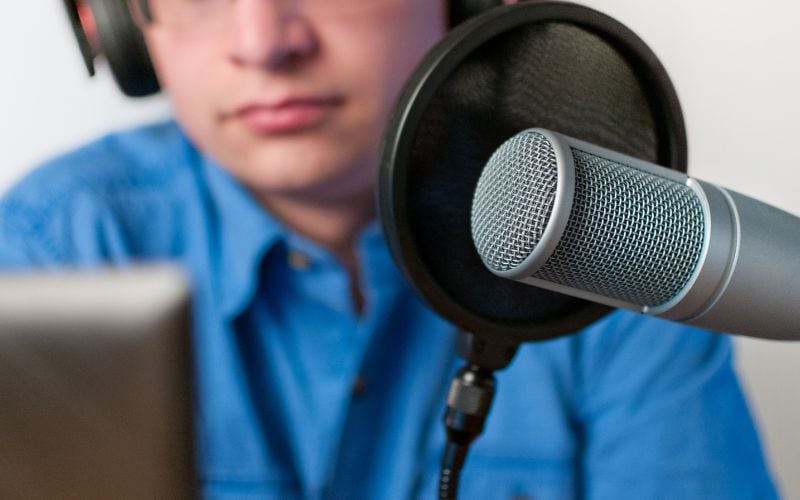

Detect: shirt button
352,375,368,396
287,249,312,270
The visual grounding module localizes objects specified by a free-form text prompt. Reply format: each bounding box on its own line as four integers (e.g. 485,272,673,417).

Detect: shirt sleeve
0,207,59,268
579,311,778,499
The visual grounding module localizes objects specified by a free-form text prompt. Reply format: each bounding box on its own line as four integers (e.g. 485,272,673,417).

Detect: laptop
0,266,195,499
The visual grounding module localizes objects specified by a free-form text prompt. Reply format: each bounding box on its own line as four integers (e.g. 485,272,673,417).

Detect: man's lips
229,96,344,134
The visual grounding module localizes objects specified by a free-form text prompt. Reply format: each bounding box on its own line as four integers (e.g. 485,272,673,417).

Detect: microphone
470,128,800,340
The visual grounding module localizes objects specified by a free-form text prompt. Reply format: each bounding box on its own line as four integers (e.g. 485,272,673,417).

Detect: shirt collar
201,156,286,319
199,154,410,320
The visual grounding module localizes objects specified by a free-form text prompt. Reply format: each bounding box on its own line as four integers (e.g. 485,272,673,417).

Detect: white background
2,1,799,496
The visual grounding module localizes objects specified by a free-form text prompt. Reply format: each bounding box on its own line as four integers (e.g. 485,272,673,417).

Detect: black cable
439,441,468,499
438,364,497,500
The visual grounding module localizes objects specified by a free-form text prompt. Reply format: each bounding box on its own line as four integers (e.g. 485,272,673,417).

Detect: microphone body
471,128,800,340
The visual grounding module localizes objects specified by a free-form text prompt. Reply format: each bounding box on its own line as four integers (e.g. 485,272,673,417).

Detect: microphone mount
439,331,520,499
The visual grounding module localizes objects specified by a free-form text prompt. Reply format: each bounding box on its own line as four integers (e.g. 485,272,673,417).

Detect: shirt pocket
416,453,578,500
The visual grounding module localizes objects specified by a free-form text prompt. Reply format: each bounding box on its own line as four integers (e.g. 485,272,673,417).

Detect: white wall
2,1,799,496
0,3,168,188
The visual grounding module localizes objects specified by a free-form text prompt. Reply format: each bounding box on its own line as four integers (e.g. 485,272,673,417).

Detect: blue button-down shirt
0,122,778,499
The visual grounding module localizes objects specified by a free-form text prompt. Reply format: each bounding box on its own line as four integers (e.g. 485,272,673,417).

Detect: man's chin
230,165,371,205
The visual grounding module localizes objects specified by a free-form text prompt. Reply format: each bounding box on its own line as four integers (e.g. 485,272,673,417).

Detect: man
0,0,778,498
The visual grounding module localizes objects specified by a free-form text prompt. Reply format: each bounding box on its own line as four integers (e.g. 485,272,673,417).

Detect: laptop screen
0,266,194,499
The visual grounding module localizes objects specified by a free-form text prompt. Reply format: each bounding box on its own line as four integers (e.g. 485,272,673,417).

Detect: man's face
141,0,447,204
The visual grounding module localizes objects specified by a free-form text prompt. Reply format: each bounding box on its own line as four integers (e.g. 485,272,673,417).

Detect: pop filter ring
379,1,688,343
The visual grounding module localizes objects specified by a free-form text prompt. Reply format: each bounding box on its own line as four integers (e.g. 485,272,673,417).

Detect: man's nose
226,0,318,70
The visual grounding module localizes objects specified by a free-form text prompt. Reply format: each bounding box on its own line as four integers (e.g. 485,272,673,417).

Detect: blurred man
0,0,777,497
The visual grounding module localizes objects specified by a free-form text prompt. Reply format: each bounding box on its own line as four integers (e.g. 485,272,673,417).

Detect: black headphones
62,0,503,98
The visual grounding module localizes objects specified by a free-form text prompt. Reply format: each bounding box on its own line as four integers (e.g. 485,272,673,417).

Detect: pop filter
379,1,688,343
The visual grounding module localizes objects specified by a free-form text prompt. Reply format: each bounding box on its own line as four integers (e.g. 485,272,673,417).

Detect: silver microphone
471,128,800,340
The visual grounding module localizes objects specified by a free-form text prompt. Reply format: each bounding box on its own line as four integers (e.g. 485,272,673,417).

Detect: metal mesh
471,131,559,272
531,148,705,307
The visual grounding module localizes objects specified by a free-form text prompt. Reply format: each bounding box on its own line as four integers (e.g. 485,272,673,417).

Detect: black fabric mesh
406,22,660,325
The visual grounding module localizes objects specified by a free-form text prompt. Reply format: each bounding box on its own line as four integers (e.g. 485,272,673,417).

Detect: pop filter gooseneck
377,2,687,498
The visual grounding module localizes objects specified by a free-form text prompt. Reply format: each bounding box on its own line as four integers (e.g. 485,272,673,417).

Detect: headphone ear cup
62,0,97,77
449,0,504,26
86,0,160,97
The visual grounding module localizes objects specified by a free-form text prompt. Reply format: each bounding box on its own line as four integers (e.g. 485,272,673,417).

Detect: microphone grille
532,149,706,306
471,131,559,272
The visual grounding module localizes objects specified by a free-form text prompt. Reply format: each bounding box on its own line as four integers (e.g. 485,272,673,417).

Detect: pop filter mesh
383,5,685,340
